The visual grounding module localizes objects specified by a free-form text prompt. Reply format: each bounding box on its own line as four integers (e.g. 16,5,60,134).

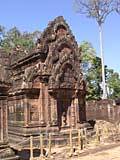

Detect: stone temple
0,50,19,159
0,16,86,158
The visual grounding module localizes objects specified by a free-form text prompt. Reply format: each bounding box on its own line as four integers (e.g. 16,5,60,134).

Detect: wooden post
40,134,44,159
83,128,87,147
95,128,101,145
69,130,73,153
103,126,109,137
30,136,33,160
78,129,85,150
78,129,81,150
80,129,84,150
48,133,52,157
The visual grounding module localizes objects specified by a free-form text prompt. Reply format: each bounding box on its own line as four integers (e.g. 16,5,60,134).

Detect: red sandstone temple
0,16,86,158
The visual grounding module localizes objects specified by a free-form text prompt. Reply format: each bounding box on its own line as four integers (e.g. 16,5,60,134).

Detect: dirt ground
51,119,120,160
51,142,120,160
70,144,120,160
78,147,120,160
17,120,120,160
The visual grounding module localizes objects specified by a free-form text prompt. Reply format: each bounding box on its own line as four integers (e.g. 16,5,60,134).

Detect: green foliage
73,0,120,99
80,41,120,100
107,69,120,98
0,25,5,37
0,26,41,54
80,41,96,74
80,41,102,100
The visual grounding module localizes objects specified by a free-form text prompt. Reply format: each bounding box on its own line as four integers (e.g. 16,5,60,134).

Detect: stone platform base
8,122,94,159
8,122,93,148
77,122,93,130
0,144,19,160
1,155,19,160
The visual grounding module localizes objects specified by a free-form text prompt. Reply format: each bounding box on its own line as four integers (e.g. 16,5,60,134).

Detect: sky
0,0,120,72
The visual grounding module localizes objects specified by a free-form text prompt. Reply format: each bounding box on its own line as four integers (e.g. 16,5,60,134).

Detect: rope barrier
0,137,30,153
1,126,119,159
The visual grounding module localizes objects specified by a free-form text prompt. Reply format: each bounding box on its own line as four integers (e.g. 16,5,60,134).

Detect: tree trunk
99,24,107,99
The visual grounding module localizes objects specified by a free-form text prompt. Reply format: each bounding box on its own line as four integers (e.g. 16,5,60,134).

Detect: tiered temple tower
1,16,87,149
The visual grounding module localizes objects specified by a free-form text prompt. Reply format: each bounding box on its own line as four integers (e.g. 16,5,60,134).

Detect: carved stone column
14,98,17,122
66,105,71,127
24,96,30,126
39,82,45,126
0,97,7,144
71,99,76,128
46,88,51,127
78,95,86,123
74,98,79,123
50,96,58,126
0,96,19,160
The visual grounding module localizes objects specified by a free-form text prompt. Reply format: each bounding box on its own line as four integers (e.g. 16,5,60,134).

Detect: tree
0,26,41,53
73,0,119,99
116,0,120,13
80,41,96,74
80,42,120,99
106,69,120,98
0,25,5,37
80,41,102,100
0,25,5,45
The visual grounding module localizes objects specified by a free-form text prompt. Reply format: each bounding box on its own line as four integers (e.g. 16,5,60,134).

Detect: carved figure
36,38,42,50
23,66,38,83
61,111,67,127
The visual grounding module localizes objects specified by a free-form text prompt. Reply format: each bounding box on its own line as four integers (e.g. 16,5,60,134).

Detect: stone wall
86,99,120,123
0,97,8,144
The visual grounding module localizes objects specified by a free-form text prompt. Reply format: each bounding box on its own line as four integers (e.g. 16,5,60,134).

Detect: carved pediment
35,16,78,66
32,16,86,93
7,16,86,96
48,57,86,92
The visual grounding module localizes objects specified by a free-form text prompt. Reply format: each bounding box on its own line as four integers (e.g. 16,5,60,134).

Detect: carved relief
55,25,67,39
47,41,79,90
35,38,49,54
16,99,24,121
21,65,38,88
48,46,71,88
30,100,39,121
6,16,86,135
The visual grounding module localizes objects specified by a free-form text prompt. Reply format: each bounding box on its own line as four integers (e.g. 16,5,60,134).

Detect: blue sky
0,0,120,72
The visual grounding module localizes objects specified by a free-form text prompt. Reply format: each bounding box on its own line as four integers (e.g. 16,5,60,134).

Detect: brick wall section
86,99,120,123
